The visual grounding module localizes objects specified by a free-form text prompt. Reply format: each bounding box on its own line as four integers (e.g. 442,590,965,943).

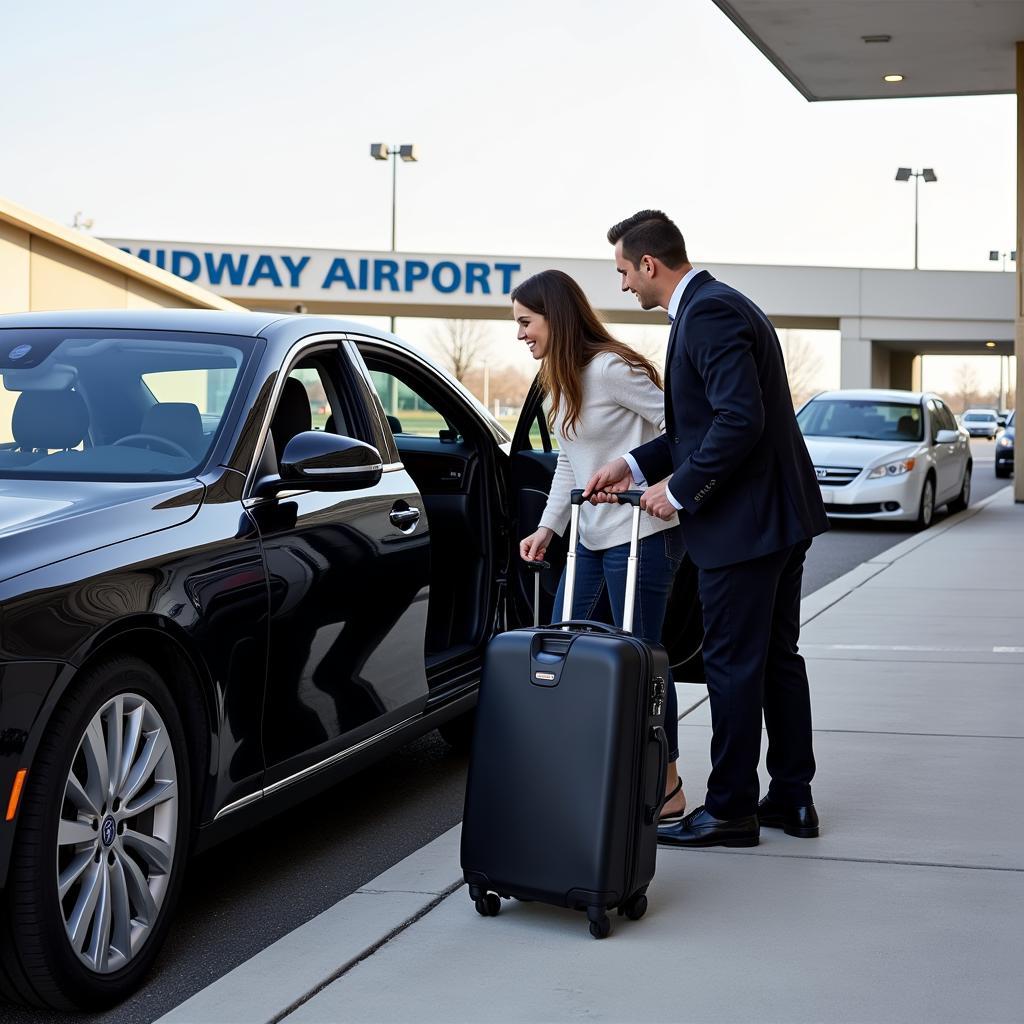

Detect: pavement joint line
807,643,1024,654
266,879,463,1024
675,722,1024,741
669,848,1024,873
804,654,1024,664
678,694,709,719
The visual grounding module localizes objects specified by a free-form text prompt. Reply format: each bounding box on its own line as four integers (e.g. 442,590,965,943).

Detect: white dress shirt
622,268,701,509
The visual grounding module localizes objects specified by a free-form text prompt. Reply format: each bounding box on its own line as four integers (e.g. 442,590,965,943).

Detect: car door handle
389,506,421,531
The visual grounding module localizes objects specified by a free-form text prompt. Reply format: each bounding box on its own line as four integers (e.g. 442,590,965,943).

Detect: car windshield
0,329,252,481
797,399,924,442
963,412,996,422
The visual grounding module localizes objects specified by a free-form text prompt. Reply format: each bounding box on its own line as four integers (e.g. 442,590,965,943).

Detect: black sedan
995,410,1015,477
0,310,700,1010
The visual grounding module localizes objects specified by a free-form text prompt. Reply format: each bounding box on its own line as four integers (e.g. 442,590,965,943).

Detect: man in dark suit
585,210,828,848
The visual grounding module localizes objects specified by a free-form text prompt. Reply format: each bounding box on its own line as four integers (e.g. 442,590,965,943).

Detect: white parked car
797,389,972,530
961,408,1000,439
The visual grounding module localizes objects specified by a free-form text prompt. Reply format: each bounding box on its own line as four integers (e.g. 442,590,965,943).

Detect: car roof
963,408,998,415
809,389,927,403
0,308,287,336
0,309,433,354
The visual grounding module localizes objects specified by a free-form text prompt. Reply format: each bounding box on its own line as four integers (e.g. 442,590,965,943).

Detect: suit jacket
631,271,828,570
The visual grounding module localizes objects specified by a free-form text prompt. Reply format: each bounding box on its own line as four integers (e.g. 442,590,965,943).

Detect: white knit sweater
538,351,678,551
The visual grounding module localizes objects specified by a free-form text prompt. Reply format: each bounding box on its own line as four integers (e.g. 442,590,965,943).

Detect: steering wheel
112,433,192,459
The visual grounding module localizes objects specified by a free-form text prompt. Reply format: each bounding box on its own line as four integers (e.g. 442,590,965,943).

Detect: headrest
12,390,89,450
141,402,205,458
270,377,312,455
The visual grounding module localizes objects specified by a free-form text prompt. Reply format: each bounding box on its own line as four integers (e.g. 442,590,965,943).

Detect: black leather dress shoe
657,806,759,848
757,794,820,838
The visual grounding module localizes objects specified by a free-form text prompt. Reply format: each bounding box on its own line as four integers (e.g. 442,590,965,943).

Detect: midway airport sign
105,240,551,318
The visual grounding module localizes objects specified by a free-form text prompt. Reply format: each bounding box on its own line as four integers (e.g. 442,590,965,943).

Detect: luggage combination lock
651,676,666,718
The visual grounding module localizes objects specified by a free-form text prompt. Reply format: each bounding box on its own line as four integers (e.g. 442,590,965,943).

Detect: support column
890,352,917,391
839,318,873,389
1016,43,1024,501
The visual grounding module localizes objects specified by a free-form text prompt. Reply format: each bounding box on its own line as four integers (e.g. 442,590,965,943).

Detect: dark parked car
0,310,701,1010
996,410,1015,477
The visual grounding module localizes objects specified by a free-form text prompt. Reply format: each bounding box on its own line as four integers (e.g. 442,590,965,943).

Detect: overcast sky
2,0,1017,393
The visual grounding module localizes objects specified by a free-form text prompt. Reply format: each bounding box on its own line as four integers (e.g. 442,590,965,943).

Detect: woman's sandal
658,778,686,822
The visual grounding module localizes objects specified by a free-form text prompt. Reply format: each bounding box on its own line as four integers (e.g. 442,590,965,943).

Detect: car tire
995,467,1010,479
0,657,191,1011
947,466,971,513
913,476,935,531
437,708,476,752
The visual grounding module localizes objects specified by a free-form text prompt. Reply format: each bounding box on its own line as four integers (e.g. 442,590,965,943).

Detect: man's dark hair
607,209,687,269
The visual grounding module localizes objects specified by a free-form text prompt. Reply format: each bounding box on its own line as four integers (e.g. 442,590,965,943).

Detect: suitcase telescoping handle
565,489,643,634
522,560,551,628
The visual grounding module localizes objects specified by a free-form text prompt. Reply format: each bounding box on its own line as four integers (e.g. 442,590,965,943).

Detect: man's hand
640,479,677,520
582,457,633,504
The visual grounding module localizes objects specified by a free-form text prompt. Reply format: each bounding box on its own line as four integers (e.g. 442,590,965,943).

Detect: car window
367,369,454,438
797,398,923,441
936,402,958,433
0,328,250,480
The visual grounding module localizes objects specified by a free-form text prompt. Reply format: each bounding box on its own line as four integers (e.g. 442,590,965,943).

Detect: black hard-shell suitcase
461,489,670,938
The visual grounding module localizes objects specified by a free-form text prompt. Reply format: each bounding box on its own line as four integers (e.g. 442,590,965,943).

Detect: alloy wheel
56,693,179,975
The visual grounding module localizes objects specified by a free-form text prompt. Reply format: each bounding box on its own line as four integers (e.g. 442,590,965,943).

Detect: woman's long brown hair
511,269,662,438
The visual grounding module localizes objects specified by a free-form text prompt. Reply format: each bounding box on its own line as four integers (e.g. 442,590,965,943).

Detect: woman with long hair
513,269,686,820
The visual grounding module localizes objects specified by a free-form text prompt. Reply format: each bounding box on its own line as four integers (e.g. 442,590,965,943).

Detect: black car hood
0,478,205,584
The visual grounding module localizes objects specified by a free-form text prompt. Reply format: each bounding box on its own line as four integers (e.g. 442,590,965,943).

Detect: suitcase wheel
619,893,648,921
474,893,501,917
587,907,611,939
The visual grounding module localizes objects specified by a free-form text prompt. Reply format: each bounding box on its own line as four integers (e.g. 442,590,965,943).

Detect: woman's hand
520,527,554,562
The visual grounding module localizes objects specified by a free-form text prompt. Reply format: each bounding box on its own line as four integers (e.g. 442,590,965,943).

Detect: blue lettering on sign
374,260,400,292
171,251,201,281
465,262,491,294
432,261,461,294
248,254,283,287
322,258,356,289
205,252,250,287
494,263,520,294
404,260,429,291
124,246,523,297
281,255,309,288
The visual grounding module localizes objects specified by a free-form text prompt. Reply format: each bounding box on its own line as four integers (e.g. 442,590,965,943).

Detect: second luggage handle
565,488,644,634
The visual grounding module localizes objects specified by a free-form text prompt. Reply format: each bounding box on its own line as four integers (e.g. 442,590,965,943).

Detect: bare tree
779,332,824,407
430,319,489,384
954,361,980,413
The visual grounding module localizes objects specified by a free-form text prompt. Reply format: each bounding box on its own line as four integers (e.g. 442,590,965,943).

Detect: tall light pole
894,167,937,270
370,143,417,410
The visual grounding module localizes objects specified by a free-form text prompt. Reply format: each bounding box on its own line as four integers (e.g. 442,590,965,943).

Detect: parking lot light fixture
370,141,419,332
894,167,939,269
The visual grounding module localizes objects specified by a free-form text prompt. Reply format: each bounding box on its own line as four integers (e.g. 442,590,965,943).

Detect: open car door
509,381,704,681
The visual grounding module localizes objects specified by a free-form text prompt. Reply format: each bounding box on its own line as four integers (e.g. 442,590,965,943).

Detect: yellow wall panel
0,221,31,313
30,237,126,310
125,280,189,309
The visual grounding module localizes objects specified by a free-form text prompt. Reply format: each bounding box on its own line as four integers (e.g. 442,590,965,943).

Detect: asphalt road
7,442,1010,1024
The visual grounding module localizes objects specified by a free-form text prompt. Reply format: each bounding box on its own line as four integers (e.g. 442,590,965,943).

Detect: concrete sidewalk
163,489,1024,1024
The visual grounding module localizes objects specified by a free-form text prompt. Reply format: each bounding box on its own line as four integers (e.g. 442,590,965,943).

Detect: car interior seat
270,377,312,458
139,402,205,458
1,390,89,464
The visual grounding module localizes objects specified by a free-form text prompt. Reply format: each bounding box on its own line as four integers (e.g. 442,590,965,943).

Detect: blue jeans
553,526,684,761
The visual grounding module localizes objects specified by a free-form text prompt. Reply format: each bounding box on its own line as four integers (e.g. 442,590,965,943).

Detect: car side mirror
935,429,959,444
386,414,403,434
255,432,383,495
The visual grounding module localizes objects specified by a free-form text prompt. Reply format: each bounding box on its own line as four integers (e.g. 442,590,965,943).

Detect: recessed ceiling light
985,341,997,348
884,74,905,83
